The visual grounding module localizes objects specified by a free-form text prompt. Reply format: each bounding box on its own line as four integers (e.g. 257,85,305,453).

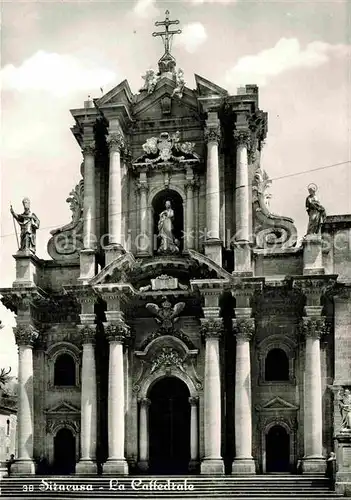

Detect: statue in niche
338,388,351,431
157,200,179,253
305,183,326,235
10,198,40,253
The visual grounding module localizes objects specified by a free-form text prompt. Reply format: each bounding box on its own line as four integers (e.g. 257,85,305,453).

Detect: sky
0,0,350,374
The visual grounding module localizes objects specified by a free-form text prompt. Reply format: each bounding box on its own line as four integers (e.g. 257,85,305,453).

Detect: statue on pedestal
10,198,40,253
157,200,179,253
305,183,326,235
338,388,351,431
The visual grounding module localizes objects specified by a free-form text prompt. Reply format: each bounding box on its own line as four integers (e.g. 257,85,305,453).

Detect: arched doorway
266,425,290,473
152,189,184,253
149,377,190,474
53,428,76,474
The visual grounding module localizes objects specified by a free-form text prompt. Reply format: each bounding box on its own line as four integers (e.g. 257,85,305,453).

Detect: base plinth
78,249,96,283
204,239,222,267
75,459,98,475
103,458,129,475
137,460,149,472
302,235,324,275
200,458,224,474
105,244,125,266
302,456,326,474
232,458,256,475
10,459,36,476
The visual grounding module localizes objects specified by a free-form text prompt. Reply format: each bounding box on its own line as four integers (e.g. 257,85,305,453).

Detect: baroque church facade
2,11,351,492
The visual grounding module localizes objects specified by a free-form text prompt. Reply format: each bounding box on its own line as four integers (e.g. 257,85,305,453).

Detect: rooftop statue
140,69,160,94
305,183,326,235
10,198,40,253
158,200,179,254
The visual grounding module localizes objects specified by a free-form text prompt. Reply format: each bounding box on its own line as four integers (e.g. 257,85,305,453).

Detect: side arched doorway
149,377,190,474
266,425,290,473
53,428,76,474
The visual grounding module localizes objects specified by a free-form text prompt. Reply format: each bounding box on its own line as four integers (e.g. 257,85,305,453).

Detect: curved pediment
89,251,231,291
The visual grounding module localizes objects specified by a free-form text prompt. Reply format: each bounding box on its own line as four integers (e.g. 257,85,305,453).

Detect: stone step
0,476,342,499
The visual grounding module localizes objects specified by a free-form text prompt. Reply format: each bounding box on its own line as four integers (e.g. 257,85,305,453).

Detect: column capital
233,317,255,341
204,126,221,144
107,132,125,152
105,321,130,343
200,317,223,339
189,396,199,406
234,129,251,147
13,324,39,347
82,141,96,157
292,276,337,305
78,324,96,344
139,397,151,407
301,316,327,339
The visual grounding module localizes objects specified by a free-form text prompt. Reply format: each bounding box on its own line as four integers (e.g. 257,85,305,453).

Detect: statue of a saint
338,388,351,431
10,198,40,253
157,200,179,254
305,184,326,235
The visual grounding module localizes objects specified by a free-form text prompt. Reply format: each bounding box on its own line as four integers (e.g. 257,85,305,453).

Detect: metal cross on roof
152,10,182,55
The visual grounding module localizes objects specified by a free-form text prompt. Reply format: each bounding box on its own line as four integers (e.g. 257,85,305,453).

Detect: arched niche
134,335,201,398
151,188,184,254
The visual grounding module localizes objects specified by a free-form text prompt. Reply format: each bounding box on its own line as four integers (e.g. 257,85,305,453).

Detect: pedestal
335,433,351,496
13,251,40,287
303,235,324,275
204,239,222,267
233,242,252,275
79,249,96,282
105,244,125,266
10,460,36,476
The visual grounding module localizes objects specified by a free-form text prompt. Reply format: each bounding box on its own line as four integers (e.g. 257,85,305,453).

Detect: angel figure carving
146,299,185,331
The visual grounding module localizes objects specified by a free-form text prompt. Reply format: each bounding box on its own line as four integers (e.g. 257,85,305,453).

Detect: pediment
258,396,299,411
46,401,80,414
195,74,228,97
96,79,133,106
89,252,136,286
133,78,199,118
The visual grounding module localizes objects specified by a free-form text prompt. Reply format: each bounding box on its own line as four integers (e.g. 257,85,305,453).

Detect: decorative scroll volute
47,180,84,262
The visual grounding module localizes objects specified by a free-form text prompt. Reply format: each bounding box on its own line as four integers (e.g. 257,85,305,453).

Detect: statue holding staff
10,198,40,253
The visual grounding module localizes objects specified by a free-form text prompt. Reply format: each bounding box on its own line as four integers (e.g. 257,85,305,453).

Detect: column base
75,459,98,475
204,239,222,267
200,457,224,474
302,456,326,474
103,458,129,475
11,459,36,476
233,241,252,274
232,458,256,475
105,244,125,266
188,459,199,472
78,249,96,283
137,460,149,472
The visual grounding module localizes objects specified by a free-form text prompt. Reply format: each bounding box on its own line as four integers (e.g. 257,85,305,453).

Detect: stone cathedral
2,11,351,493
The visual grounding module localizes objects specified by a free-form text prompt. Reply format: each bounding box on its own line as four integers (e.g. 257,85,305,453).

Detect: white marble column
137,171,149,255
107,132,124,246
103,322,129,475
234,130,251,274
82,142,96,250
200,316,224,474
76,325,97,474
138,398,150,471
205,125,221,241
11,325,38,475
232,310,256,474
185,179,195,250
189,396,199,470
302,307,325,473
